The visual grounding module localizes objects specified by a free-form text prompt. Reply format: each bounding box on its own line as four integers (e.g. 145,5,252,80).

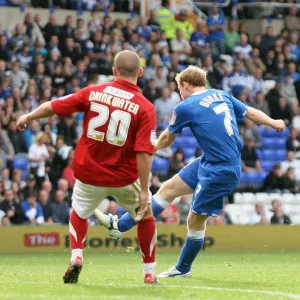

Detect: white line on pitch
0,281,299,300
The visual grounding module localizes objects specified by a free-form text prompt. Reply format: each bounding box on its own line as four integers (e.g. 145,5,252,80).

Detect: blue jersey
169,89,247,164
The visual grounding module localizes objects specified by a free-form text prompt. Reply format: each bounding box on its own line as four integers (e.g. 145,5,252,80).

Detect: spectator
271,206,291,225
106,200,125,219
175,195,191,225
266,81,281,118
0,123,15,165
264,50,277,79
281,151,300,183
23,12,45,47
272,96,292,125
156,0,176,40
160,203,180,224
282,167,298,193
202,54,223,89
222,61,249,97
7,62,29,97
1,168,12,190
263,164,284,193
245,48,266,75
207,3,226,57
41,180,55,202
234,34,252,60
0,36,12,62
62,150,75,188
176,9,193,40
57,116,78,147
11,23,32,50
154,87,179,125
43,15,61,43
168,149,185,179
252,92,270,117
142,78,161,104
288,31,300,62
241,135,262,173
16,43,33,72
21,191,44,224
60,15,75,44
38,189,53,224
21,173,38,200
190,22,209,60
224,19,239,55
23,120,40,147
168,81,181,103
135,17,152,42
171,30,192,65
286,128,300,157
251,202,272,224
52,189,69,224
261,26,276,56
209,202,232,225
154,66,168,89
149,174,162,195
248,68,265,97
285,62,300,83
147,10,160,33
0,181,5,203
281,73,298,105
57,178,72,204
242,119,262,148
28,132,49,185
0,189,24,225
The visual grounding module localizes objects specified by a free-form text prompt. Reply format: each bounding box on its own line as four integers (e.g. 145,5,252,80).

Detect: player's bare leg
94,175,193,238
63,209,88,284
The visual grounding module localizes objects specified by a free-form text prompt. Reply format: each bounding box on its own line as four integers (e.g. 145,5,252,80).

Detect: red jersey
51,78,156,187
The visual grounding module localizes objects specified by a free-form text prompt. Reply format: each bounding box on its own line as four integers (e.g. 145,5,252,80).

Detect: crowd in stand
0,0,300,225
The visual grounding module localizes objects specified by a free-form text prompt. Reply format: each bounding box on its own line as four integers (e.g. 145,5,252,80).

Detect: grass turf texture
0,252,299,300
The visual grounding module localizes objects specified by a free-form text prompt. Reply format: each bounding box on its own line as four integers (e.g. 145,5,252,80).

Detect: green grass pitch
0,252,299,300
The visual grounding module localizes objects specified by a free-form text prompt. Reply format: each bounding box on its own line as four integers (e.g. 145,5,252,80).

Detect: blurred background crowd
0,0,300,226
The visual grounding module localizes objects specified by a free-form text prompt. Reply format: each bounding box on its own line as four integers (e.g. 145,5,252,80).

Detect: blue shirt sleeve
229,94,248,120
206,16,213,28
37,203,44,218
168,102,190,134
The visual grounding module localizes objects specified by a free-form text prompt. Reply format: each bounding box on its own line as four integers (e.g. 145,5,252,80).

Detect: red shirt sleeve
51,87,89,117
134,105,157,155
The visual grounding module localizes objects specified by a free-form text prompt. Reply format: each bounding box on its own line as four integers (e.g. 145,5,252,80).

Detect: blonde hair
35,132,48,144
175,66,207,87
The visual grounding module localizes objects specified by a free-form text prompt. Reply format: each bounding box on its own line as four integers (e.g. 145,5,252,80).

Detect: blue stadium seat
261,160,275,172
262,137,286,149
259,149,276,160
13,155,29,170
259,126,289,138
0,0,8,6
183,147,196,159
240,172,267,184
152,158,169,176
173,136,198,148
275,149,287,161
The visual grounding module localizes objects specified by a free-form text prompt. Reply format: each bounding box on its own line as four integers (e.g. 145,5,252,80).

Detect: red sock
69,210,88,254
137,216,156,264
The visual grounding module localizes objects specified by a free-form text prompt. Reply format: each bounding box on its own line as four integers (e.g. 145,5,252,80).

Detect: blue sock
117,194,169,232
176,230,205,274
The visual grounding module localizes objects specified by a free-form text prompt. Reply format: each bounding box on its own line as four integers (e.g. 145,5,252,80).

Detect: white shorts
72,179,152,221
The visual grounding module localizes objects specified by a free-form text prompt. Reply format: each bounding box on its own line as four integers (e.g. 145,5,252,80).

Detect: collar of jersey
192,89,207,96
115,78,139,91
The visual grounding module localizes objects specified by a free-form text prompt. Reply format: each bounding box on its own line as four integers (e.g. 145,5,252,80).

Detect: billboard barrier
0,225,299,254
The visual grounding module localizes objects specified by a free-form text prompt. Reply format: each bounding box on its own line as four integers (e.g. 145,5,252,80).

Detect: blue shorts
178,155,241,216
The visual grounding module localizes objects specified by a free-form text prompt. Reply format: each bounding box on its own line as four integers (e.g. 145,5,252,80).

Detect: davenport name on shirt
88,86,140,115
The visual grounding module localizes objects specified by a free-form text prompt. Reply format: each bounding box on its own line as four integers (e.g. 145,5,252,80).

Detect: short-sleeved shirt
169,89,247,163
207,13,225,41
51,78,156,187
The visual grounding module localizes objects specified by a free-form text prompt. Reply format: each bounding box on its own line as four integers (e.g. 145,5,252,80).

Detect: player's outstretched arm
154,129,176,151
136,152,153,216
17,102,55,131
246,107,285,132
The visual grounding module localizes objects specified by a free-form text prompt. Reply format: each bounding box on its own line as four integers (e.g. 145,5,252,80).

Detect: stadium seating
13,153,29,181
152,158,169,176
231,192,300,224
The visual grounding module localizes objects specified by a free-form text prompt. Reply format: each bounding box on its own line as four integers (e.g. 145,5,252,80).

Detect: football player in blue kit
95,66,285,278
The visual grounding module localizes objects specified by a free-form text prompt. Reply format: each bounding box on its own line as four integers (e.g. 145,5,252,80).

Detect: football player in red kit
17,50,158,284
